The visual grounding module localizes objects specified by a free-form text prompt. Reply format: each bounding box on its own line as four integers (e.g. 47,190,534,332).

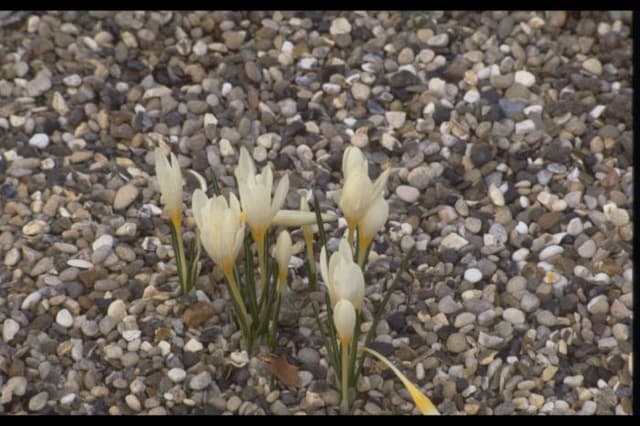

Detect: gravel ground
0,11,633,415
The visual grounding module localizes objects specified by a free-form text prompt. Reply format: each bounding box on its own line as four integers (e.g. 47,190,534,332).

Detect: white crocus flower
339,147,390,245
192,189,244,276
357,194,389,266
319,238,365,311
154,148,183,229
234,146,289,243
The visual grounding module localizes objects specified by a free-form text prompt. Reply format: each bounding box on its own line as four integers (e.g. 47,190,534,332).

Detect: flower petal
270,173,289,218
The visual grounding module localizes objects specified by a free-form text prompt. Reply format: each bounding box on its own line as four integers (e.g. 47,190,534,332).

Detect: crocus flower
154,148,183,229
192,189,244,276
319,238,365,311
234,146,289,244
339,147,389,245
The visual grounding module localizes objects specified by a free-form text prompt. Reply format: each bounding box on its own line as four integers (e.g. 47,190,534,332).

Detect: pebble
29,391,49,412
56,309,74,328
3,318,20,342
385,111,406,129
396,185,420,203
114,184,139,209
427,33,449,47
577,239,596,258
168,368,186,383
539,245,563,260
447,333,468,353
464,268,482,283
514,70,536,87
330,17,351,35
582,58,603,75
488,184,505,206
107,300,127,321
587,295,609,315
502,308,525,325
189,371,211,390
29,133,50,149
440,233,469,250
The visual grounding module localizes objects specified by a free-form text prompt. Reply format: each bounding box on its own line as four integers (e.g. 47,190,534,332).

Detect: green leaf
312,191,329,256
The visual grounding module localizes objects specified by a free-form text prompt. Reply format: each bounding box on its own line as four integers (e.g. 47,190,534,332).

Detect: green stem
169,221,188,294
224,269,249,333
356,239,370,268
341,340,350,414
256,235,267,290
306,243,317,290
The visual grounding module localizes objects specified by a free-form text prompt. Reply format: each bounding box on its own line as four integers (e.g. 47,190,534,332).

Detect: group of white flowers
154,144,437,415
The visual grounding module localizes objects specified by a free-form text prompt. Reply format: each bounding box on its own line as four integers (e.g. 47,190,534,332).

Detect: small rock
582,58,603,75
330,17,352,35
29,133,50,149
464,268,482,283
168,368,186,383
28,391,49,411
56,309,73,328
514,70,536,87
587,295,609,315
447,333,468,353
385,111,406,129
488,184,505,206
577,239,596,258
190,371,211,390
396,185,420,203
114,184,139,209
184,338,203,352
441,233,469,250
2,318,20,342
427,33,449,47
502,308,525,325
107,300,126,321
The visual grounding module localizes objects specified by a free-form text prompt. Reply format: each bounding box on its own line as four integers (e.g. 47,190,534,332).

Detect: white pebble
539,245,564,260
56,309,74,328
514,70,536,87
29,133,50,149
464,268,482,283
3,318,20,342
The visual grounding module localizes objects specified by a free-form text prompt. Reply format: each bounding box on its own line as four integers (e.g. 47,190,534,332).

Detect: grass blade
312,191,329,255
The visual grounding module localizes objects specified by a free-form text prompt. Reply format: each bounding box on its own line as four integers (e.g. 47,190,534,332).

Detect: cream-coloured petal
275,230,292,273
370,168,390,205
342,146,367,180
320,247,335,302
360,195,389,240
333,262,365,310
235,146,255,183
270,173,289,217
337,237,354,263
333,299,356,342
191,189,208,229
339,170,373,223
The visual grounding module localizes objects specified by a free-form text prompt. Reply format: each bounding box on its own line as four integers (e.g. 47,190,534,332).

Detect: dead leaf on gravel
261,353,301,387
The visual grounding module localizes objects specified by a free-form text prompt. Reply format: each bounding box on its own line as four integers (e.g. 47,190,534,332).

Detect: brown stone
538,211,563,231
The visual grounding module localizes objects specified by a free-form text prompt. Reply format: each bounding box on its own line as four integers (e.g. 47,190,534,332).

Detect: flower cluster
153,144,438,415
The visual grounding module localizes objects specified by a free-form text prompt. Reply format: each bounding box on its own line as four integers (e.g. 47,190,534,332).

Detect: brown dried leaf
263,354,301,387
